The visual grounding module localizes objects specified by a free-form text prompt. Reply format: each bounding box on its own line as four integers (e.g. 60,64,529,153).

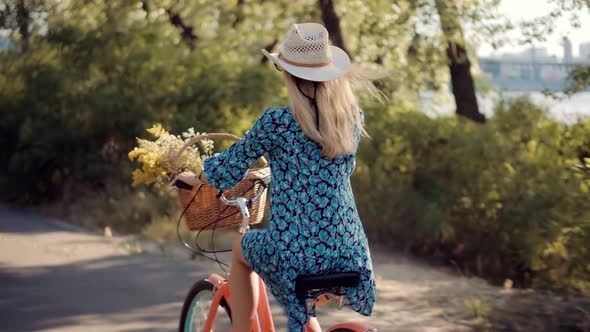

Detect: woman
178,22,377,332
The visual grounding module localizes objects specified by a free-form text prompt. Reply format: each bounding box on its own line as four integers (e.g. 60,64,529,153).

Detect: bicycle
173,178,376,332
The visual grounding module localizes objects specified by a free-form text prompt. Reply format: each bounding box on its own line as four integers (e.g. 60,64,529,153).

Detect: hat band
278,53,331,68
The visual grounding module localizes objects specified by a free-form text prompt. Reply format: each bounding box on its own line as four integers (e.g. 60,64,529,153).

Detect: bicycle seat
295,272,360,303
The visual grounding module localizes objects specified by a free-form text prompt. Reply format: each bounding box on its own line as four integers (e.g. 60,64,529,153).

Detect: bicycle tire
179,279,232,332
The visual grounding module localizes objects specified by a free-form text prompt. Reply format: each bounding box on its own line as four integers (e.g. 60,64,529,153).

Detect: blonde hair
284,65,380,159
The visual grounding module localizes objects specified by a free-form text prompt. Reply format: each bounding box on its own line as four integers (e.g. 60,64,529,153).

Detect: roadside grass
39,181,180,237
430,288,590,331
464,297,491,320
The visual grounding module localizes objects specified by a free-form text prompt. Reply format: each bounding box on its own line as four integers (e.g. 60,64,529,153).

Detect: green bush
0,7,283,203
37,179,177,234
354,97,590,295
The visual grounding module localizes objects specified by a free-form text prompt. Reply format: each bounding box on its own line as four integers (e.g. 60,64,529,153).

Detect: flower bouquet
128,124,214,191
129,126,269,231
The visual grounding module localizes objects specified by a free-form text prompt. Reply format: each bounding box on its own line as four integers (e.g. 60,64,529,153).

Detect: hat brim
261,46,350,82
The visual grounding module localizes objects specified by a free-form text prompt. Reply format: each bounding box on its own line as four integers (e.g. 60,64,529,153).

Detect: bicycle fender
326,322,376,332
206,273,226,290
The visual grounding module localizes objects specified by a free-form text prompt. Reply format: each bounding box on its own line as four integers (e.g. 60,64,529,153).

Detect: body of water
422,91,590,124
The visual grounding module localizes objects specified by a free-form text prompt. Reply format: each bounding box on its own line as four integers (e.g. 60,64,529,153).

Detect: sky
477,0,590,58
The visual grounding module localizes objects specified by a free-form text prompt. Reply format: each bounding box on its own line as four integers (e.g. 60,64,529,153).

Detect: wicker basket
173,133,270,231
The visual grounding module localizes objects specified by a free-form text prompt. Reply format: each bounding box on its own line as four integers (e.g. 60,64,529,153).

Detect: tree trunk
446,41,485,123
16,0,30,52
435,0,485,123
318,0,349,55
140,1,150,13
232,0,245,28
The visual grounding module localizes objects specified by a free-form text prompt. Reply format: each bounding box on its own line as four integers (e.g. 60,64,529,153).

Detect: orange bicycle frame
203,273,275,332
201,273,373,332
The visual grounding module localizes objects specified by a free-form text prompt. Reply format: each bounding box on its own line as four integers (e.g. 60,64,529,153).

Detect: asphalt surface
0,207,248,332
0,207,485,332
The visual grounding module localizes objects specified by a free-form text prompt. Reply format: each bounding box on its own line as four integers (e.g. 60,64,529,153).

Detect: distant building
580,42,590,61
529,47,557,63
479,40,590,91
494,46,558,63
563,37,573,63
479,58,581,91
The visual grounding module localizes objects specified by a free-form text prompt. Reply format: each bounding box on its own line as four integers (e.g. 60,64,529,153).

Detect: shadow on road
0,207,82,235
0,253,212,332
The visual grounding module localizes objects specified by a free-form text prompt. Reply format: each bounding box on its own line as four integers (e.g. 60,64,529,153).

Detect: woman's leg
230,235,260,332
306,317,322,332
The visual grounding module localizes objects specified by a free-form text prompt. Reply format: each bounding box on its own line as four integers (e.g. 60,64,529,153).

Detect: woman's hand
172,170,209,187
174,171,199,186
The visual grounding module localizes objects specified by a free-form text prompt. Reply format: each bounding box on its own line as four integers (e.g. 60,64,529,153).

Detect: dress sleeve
203,108,275,190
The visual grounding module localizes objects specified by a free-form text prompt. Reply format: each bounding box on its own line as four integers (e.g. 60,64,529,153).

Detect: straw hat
261,23,351,82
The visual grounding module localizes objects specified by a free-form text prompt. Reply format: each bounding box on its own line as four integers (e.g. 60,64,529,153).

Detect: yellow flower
128,124,213,191
146,124,165,137
131,169,146,187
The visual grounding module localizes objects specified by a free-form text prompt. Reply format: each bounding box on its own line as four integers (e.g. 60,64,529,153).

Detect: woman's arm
202,108,275,190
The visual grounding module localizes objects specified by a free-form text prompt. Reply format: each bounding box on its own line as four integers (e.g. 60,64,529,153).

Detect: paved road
0,207,484,332
0,208,249,332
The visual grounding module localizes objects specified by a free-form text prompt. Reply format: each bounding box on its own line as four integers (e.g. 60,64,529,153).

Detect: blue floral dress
203,107,376,331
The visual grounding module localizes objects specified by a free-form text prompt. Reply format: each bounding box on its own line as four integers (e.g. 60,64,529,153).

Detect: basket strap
172,133,269,173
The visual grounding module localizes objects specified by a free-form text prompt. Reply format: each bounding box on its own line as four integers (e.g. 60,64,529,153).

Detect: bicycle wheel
179,280,232,332
326,322,376,332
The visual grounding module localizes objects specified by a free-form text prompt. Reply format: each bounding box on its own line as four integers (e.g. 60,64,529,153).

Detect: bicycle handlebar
219,176,270,234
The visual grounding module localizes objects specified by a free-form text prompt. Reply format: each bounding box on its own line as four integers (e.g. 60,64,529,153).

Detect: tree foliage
1,0,510,199
354,98,590,295
0,1,282,201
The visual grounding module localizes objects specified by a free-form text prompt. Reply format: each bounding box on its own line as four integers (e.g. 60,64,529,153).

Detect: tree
318,0,349,54
0,0,284,201
15,0,29,51
565,65,590,95
0,0,518,201
0,0,46,52
435,0,486,123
